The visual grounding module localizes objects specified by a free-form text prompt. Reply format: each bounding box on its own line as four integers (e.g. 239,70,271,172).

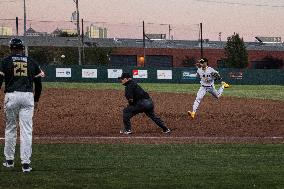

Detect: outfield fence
41,65,284,85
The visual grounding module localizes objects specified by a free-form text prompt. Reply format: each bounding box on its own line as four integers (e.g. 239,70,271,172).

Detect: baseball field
0,83,284,189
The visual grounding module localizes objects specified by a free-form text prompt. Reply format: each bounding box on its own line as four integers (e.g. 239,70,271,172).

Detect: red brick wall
112,47,284,68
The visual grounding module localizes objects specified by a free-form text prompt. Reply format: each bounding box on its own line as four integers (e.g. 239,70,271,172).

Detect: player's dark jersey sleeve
29,57,41,76
29,58,43,102
124,81,136,105
34,77,42,102
0,59,4,89
125,84,134,100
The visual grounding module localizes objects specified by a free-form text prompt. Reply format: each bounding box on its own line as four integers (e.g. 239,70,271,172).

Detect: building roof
52,28,62,35
26,27,37,34
0,36,283,51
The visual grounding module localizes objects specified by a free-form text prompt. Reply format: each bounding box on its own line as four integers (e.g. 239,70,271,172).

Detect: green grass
1,144,283,189
43,82,284,101
1,83,283,188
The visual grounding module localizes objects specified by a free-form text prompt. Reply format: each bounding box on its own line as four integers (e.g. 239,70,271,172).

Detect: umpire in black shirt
118,73,170,134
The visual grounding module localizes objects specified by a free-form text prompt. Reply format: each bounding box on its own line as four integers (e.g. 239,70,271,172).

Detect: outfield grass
43,82,284,101
0,144,283,189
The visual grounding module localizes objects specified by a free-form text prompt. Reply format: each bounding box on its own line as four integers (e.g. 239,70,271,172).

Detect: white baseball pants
4,92,34,164
192,85,224,112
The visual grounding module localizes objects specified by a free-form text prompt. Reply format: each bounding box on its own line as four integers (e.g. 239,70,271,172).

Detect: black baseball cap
9,38,24,50
198,58,208,63
118,72,131,80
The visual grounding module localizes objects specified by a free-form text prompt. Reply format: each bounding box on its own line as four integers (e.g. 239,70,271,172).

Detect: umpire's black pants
123,98,167,131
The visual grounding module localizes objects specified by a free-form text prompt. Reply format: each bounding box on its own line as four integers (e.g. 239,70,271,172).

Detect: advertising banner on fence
157,70,172,79
56,68,72,78
82,69,97,78
182,70,197,80
132,70,148,78
229,72,243,80
108,69,123,78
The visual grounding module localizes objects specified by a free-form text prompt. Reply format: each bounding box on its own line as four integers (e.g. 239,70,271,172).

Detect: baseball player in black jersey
0,38,43,173
118,73,171,134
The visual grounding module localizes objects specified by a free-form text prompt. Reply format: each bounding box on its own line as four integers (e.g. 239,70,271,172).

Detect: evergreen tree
224,33,248,68
182,56,196,67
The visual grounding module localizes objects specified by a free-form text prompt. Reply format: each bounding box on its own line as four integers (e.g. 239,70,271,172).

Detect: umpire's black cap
118,72,131,80
198,58,208,63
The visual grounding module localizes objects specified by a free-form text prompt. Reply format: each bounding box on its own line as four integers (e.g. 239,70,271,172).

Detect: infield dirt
0,88,283,144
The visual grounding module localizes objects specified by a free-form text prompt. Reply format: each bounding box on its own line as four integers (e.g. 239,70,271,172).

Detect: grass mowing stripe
43,82,284,101
0,144,283,189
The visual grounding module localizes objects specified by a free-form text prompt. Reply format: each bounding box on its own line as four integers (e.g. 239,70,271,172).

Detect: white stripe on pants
4,92,34,164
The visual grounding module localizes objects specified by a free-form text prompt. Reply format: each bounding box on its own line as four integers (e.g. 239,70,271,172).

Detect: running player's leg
208,86,224,98
188,87,206,118
217,84,225,97
4,93,19,162
192,87,207,112
209,84,225,99
19,92,34,165
187,86,206,118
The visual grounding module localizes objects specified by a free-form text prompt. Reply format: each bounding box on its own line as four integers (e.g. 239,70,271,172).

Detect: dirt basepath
0,89,283,144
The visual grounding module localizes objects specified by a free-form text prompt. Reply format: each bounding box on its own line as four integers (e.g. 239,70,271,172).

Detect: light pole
74,0,82,65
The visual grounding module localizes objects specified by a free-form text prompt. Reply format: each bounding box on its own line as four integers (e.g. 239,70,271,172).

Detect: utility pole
81,18,84,64
74,0,82,65
16,17,19,36
200,23,203,58
24,0,28,56
142,21,146,66
168,24,172,40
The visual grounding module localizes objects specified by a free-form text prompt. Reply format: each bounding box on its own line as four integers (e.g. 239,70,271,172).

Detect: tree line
183,33,283,69
0,46,112,66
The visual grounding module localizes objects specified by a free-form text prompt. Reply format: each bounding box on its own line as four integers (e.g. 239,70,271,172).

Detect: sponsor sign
82,69,97,78
182,71,197,80
56,68,71,78
157,70,172,79
132,70,148,78
229,72,243,80
108,69,123,78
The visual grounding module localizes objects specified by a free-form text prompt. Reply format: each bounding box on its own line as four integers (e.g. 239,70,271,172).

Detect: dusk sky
0,0,283,41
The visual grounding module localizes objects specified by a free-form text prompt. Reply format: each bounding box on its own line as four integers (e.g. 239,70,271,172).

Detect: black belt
202,85,212,87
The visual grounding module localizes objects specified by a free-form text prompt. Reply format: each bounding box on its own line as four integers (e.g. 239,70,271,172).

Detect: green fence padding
40,65,284,85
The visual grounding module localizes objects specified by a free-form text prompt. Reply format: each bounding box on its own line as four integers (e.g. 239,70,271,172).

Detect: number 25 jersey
0,54,41,93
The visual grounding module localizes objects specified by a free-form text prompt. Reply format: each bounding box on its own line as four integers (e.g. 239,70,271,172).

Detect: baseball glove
211,72,222,81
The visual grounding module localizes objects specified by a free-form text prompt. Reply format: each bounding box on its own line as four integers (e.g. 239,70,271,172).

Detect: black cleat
162,128,171,134
22,163,32,173
120,129,132,134
3,160,14,168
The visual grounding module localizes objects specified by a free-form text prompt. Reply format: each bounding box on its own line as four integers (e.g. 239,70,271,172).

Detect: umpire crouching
118,72,171,134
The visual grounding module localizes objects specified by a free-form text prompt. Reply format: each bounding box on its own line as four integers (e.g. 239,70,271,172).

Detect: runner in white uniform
188,58,230,119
